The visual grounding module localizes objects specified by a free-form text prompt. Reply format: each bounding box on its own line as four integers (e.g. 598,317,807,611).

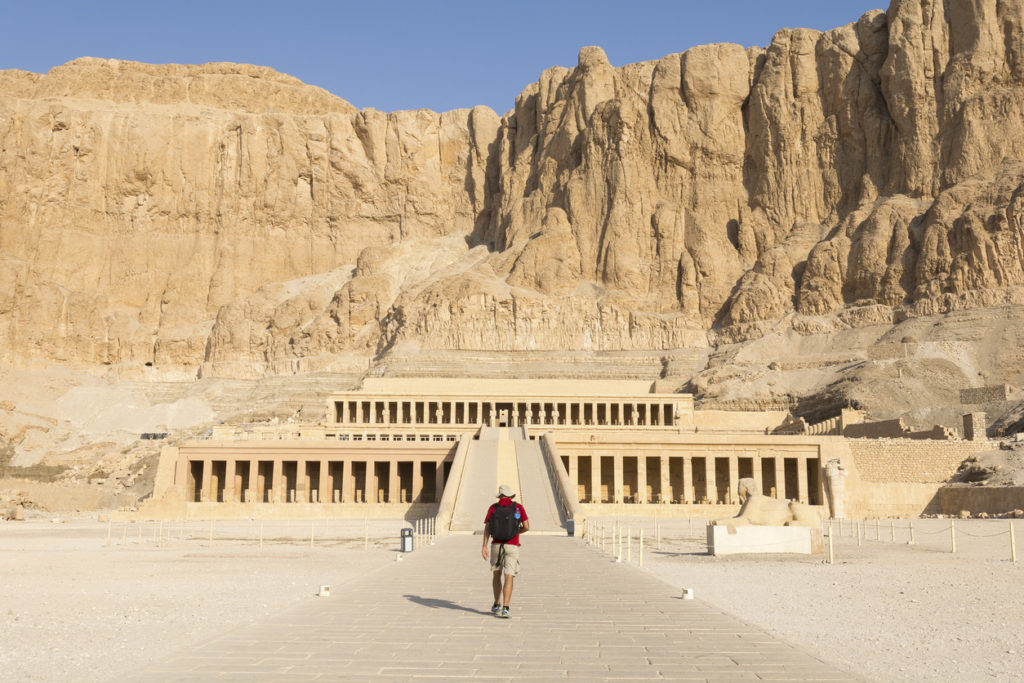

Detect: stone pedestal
707,524,824,556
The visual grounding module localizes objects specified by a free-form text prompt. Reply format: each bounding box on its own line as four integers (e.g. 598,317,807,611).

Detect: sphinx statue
710,478,822,527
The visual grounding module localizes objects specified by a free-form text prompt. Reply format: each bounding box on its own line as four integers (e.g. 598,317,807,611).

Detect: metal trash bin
566,519,575,537
401,528,414,552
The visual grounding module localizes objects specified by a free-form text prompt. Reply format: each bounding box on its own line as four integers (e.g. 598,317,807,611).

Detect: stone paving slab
129,535,858,681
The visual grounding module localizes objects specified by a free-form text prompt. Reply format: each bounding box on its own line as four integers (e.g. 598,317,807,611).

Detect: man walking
482,484,529,618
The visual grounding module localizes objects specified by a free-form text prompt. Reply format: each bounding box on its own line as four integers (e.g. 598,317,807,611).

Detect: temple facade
141,378,995,521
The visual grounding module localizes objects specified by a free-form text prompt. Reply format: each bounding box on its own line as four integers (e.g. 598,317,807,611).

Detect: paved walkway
132,536,856,681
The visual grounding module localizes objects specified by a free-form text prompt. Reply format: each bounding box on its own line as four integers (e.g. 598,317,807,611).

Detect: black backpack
489,503,519,542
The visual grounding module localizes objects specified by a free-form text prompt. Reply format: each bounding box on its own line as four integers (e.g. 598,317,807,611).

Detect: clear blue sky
1,0,883,113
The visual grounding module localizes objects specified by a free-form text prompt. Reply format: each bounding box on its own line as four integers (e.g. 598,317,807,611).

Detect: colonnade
334,396,682,428
561,451,822,506
185,456,451,505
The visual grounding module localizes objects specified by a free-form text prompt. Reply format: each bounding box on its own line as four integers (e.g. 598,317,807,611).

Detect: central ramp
135,535,855,681
514,436,564,533
448,427,564,534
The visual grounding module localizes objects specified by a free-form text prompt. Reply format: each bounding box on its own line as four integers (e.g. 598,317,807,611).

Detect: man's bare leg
502,574,514,606
492,570,502,604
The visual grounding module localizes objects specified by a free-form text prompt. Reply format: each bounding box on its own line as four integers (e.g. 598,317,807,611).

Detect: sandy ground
3,514,1022,682
0,516,415,682
588,516,1024,682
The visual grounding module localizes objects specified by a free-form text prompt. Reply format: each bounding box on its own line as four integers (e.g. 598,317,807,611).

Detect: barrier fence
102,516,438,552
576,515,1020,566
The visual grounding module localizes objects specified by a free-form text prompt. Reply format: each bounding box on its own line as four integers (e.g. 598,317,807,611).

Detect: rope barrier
956,527,1011,538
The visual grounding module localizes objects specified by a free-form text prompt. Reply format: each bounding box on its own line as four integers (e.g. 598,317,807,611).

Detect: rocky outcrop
4,1,1024,378
0,59,498,368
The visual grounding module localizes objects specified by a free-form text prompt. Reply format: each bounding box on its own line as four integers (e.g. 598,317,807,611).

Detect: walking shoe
499,607,510,618
490,603,501,615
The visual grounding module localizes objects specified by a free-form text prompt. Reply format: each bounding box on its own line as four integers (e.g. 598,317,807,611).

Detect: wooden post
875,518,880,540
828,521,834,565
1010,521,1017,563
909,519,915,545
950,519,956,554
106,519,112,547
857,521,862,547
890,519,895,543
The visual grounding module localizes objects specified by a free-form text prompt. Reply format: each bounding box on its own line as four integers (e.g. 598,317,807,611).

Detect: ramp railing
539,432,582,526
434,430,476,533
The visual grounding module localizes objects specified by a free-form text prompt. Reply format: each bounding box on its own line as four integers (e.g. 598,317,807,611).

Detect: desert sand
2,514,1021,682
596,516,1024,682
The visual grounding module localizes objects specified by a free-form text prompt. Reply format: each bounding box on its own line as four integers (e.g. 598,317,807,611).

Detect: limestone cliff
3,0,1024,393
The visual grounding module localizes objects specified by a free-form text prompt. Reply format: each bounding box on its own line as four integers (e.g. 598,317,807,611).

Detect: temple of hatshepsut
144,378,997,530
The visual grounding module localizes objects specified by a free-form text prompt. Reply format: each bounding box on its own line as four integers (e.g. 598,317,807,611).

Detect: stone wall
849,439,994,483
960,385,1011,404
939,486,1024,516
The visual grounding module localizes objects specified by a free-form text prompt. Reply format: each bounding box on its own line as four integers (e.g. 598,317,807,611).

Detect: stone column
197,460,211,502
389,460,401,503
727,455,739,505
271,459,283,503
774,455,786,499
591,457,601,503
613,453,624,503
341,460,354,503
249,458,259,502
412,460,424,503
319,459,330,504
683,456,694,503
435,461,447,503
637,454,648,504
750,455,763,496
660,455,670,503
705,456,717,504
223,459,237,502
797,457,809,504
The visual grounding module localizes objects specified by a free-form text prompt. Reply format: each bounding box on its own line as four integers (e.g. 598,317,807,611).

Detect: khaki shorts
489,542,520,576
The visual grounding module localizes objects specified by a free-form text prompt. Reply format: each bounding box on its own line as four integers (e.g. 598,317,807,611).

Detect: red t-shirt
484,498,528,546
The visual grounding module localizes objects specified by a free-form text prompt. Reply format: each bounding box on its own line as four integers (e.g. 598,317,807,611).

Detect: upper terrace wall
361,378,657,395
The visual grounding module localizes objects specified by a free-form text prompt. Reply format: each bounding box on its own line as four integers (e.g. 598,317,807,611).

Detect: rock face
4,1,1024,389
